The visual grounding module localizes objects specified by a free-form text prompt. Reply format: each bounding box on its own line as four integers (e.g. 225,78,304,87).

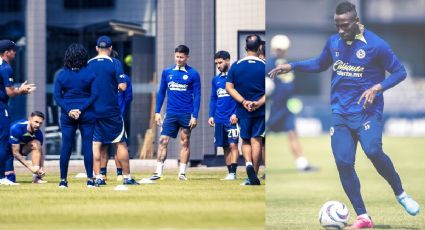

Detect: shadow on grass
373,225,419,229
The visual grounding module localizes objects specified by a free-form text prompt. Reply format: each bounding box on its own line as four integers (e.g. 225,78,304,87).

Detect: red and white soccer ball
318,201,349,229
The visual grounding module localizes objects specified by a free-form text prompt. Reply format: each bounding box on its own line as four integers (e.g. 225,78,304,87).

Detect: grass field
0,168,264,230
266,134,425,230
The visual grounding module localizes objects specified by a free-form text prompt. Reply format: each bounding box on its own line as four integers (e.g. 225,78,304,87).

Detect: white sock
95,174,104,180
295,156,309,170
155,162,164,176
246,162,253,167
179,163,187,175
123,174,131,179
397,191,407,199
358,214,370,220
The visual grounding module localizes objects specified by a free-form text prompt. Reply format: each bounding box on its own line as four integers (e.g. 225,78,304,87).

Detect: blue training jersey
290,28,406,116
9,119,43,145
0,58,15,109
117,74,133,115
88,55,125,118
227,56,265,118
54,67,97,113
209,72,237,124
155,64,201,118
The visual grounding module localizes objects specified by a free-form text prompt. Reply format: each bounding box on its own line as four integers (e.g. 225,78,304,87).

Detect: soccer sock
95,174,104,180
368,152,404,196
100,167,107,176
230,163,237,174
179,163,187,175
226,165,231,173
155,162,164,176
358,214,370,220
6,173,16,183
116,168,123,176
397,191,407,200
123,174,131,179
336,162,367,216
295,156,309,170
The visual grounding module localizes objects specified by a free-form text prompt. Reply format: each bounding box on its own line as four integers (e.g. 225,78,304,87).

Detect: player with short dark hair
269,1,420,228
54,43,97,188
209,50,239,180
8,111,46,184
88,35,138,186
226,34,265,186
0,39,36,186
150,44,201,181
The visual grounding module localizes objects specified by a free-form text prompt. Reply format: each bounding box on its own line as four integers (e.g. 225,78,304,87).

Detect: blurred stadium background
0,0,265,164
267,0,425,137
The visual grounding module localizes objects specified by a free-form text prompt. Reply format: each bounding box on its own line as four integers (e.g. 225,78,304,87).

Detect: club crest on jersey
356,49,366,59
183,75,189,80
330,127,334,136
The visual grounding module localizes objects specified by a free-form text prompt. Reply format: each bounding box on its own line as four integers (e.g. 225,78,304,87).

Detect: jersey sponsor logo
356,49,366,59
183,75,189,80
333,60,364,78
168,81,188,91
216,88,230,97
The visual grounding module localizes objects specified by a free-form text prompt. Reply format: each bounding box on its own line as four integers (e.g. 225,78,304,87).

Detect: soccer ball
318,201,349,229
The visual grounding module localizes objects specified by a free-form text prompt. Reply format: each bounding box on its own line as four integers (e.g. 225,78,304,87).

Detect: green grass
266,134,425,230
0,169,264,230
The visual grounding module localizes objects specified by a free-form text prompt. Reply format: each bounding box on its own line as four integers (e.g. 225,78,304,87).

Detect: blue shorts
239,116,265,139
214,123,239,147
93,116,127,144
267,111,295,132
161,113,191,138
330,112,383,164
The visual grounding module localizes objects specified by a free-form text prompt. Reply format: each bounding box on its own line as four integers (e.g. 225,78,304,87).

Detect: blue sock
6,173,16,183
230,163,237,174
100,167,107,176
116,168,123,176
226,165,231,173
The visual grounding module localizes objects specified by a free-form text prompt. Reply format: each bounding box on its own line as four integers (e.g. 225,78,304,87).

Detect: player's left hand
189,117,197,130
230,114,238,124
358,84,382,109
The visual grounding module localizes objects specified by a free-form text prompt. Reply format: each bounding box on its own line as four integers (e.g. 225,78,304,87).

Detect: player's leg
114,154,123,181
58,117,77,187
5,146,15,182
115,141,137,184
0,114,17,185
178,128,191,180
331,117,371,226
100,144,109,180
227,123,239,179
79,117,96,187
358,114,419,216
239,117,260,185
23,140,46,184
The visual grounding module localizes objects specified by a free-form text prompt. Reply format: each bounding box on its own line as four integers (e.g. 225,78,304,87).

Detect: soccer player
54,43,96,188
0,40,36,186
226,35,265,186
267,34,318,172
88,35,138,186
151,45,201,181
100,49,133,182
209,50,239,180
269,1,420,228
9,111,47,184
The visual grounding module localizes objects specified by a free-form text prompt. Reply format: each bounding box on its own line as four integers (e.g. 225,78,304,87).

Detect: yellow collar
346,24,367,45
173,65,188,73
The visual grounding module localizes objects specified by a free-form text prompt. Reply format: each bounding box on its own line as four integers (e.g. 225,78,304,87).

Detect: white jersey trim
236,56,265,65
88,55,113,63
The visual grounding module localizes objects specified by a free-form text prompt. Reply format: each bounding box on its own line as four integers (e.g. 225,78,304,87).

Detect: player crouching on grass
209,50,239,180
8,111,47,184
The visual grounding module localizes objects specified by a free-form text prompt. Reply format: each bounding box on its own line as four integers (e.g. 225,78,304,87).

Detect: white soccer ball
318,201,350,229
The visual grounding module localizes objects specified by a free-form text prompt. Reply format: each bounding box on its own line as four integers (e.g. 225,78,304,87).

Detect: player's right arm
155,70,168,126
1,67,36,97
208,77,217,127
268,38,333,78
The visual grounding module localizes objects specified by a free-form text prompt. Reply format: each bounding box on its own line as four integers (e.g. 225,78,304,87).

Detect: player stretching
226,35,265,186
150,45,201,181
269,1,420,228
88,35,138,186
9,111,47,183
209,51,239,180
0,40,36,186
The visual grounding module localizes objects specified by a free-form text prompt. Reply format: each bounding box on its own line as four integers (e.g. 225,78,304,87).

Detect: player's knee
159,137,169,147
29,140,42,150
180,138,190,148
364,143,384,159
335,159,353,172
